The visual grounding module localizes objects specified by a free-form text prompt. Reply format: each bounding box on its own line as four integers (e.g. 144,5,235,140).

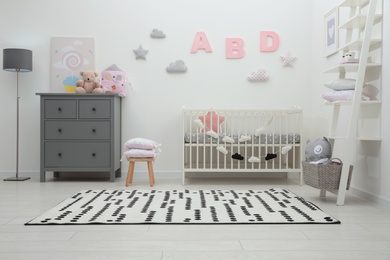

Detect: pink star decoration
280,51,296,67
198,111,225,133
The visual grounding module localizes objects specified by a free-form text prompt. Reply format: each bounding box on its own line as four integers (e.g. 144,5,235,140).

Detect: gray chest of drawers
37,93,121,182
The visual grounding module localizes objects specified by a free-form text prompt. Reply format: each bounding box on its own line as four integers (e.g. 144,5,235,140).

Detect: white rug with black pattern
25,188,340,225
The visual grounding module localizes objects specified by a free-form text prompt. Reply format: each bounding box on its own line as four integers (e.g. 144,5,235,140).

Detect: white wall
0,0,388,205
0,0,313,172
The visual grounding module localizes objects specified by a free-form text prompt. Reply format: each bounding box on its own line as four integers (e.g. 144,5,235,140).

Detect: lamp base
4,176,31,181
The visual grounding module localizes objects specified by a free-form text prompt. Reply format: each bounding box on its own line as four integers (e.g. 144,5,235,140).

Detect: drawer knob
92,107,96,112
92,129,96,133
92,153,96,157
58,107,62,112
58,153,62,157
58,128,62,133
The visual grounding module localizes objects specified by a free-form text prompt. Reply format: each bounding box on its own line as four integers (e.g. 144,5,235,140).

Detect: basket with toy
302,137,353,190
302,158,353,190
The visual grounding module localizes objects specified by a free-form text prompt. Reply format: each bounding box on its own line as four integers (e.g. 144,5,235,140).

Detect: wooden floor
1,173,390,260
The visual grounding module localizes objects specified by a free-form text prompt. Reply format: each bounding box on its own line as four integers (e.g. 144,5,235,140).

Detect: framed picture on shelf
324,7,338,57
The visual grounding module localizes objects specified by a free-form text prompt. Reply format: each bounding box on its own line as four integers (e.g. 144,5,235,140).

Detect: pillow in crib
124,138,160,150
198,111,225,133
322,90,371,102
324,79,356,90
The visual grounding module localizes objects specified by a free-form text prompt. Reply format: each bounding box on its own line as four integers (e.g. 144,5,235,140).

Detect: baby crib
182,107,303,185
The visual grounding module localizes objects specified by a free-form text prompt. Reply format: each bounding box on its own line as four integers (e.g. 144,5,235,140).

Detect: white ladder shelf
324,0,382,205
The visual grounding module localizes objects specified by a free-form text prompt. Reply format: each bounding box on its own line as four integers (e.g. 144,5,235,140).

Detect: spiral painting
50,37,95,93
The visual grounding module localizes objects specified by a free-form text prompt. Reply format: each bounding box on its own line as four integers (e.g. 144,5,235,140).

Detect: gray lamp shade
3,48,33,72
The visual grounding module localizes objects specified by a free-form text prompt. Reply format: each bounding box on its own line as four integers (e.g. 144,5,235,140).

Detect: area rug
25,188,340,225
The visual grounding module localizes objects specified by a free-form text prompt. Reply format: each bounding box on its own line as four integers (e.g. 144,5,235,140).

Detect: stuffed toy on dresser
75,71,103,94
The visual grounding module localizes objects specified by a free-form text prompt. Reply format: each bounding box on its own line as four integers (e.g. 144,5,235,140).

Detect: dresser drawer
44,121,110,140
79,100,110,119
44,142,110,167
44,100,77,119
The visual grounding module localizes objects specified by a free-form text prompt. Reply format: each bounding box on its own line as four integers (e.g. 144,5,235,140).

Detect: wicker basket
302,158,353,190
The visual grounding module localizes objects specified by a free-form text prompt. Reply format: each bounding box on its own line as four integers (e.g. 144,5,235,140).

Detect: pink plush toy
75,71,103,94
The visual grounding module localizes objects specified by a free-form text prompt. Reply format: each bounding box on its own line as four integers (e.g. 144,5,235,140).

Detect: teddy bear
305,137,332,164
75,71,103,94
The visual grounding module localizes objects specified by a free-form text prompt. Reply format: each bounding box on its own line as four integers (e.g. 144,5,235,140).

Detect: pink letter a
191,32,212,53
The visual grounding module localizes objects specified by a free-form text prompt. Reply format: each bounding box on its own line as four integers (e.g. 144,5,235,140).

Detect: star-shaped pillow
198,111,224,133
280,51,296,67
133,45,148,60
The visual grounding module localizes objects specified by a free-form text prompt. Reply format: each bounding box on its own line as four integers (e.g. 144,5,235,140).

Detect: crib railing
182,107,303,185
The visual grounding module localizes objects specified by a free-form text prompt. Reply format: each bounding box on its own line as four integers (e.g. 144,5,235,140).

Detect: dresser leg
115,168,121,178
53,171,60,178
40,170,46,182
110,170,115,182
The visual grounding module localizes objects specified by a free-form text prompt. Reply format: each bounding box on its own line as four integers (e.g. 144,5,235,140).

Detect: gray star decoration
133,45,148,60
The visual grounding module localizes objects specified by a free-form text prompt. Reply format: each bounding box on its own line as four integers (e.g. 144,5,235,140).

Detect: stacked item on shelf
321,79,375,102
339,52,359,64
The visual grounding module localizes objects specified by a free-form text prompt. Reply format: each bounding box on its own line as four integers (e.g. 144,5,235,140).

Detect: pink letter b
226,38,245,59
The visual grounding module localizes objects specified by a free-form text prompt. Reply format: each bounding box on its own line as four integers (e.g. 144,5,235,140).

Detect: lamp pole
3,48,32,181
4,69,30,181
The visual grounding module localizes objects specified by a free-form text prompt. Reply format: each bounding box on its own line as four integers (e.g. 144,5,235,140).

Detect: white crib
182,107,303,185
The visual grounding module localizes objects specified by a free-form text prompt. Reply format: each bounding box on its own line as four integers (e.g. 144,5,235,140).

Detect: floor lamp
3,48,33,181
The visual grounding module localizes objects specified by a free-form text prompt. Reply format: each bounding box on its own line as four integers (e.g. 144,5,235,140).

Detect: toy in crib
254,115,273,136
248,156,261,163
198,111,225,133
222,143,292,162
217,147,261,161
193,114,292,162
239,135,251,142
222,136,235,143
194,111,292,163
232,153,244,160
261,145,292,161
216,135,292,163
195,111,225,139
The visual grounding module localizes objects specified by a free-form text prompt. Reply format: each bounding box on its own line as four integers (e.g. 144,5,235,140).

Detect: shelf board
324,63,381,73
323,100,381,106
339,39,382,52
327,135,381,141
339,14,382,29
357,137,382,141
339,0,370,7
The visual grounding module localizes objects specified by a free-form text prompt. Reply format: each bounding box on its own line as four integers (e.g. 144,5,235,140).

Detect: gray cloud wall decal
150,28,166,39
166,60,187,73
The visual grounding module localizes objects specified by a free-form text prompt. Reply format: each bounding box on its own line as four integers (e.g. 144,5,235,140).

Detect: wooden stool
126,157,155,187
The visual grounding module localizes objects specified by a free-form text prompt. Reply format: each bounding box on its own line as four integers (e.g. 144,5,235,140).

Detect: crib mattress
184,133,300,144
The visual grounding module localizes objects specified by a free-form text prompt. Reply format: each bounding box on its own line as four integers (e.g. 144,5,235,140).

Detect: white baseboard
349,186,390,209
0,170,289,179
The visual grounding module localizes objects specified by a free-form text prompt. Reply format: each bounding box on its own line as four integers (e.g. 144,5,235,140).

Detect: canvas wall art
50,37,95,93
